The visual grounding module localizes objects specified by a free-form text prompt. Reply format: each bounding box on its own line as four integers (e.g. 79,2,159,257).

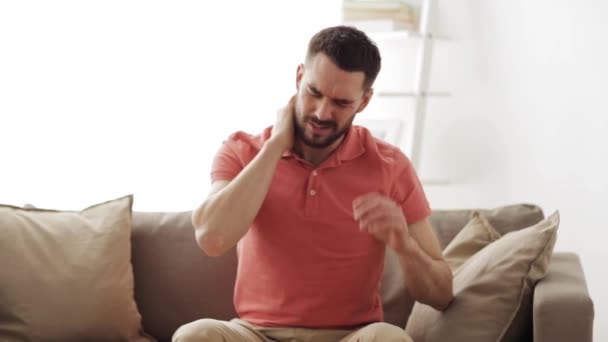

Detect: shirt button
309,189,316,196
312,170,318,176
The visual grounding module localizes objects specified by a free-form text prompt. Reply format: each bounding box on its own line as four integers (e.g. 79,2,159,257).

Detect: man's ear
296,63,304,90
356,88,374,113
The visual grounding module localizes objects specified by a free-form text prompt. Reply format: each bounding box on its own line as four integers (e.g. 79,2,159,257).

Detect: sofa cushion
381,203,544,329
429,204,544,249
0,195,150,342
442,211,501,271
131,211,238,341
405,211,559,342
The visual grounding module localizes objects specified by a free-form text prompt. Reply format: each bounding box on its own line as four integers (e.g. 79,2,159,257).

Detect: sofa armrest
533,252,594,342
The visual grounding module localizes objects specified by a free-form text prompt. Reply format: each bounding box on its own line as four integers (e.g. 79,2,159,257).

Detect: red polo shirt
211,125,431,328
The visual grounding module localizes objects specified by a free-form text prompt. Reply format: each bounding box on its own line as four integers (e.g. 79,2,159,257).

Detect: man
175,25,453,342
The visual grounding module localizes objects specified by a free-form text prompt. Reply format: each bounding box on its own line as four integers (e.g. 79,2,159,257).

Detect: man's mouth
308,121,333,134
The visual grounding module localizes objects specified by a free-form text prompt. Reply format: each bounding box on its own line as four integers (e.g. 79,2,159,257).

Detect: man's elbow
432,275,455,311
194,227,228,257
192,210,227,257
432,290,454,312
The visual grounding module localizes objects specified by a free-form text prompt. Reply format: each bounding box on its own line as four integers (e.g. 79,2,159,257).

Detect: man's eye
309,89,321,97
335,102,348,108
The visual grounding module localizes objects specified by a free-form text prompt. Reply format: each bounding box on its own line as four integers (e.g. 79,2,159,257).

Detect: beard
293,110,355,149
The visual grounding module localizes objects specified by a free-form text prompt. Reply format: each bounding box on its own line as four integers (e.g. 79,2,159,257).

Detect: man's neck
293,135,346,167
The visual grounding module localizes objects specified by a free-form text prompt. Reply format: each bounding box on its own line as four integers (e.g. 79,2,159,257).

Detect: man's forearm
192,139,285,256
399,238,454,311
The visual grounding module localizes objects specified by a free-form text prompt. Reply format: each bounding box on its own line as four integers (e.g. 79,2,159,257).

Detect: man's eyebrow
308,85,355,104
308,85,321,94
334,98,354,105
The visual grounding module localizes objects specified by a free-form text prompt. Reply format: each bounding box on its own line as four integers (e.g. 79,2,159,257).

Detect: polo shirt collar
279,126,365,166
334,126,366,163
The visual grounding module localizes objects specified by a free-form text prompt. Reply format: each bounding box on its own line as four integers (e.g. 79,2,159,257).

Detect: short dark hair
306,25,381,90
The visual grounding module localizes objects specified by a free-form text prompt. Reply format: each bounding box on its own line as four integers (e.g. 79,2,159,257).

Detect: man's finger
353,197,382,220
352,192,386,216
364,216,400,233
352,192,382,208
358,208,388,228
363,217,394,235
288,94,297,109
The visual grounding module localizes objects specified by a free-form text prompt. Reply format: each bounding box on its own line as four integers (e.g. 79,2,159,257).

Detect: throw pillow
443,211,501,271
405,211,559,342
0,195,152,341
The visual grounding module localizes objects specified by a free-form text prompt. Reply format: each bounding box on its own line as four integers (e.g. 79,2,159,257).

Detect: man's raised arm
192,96,295,256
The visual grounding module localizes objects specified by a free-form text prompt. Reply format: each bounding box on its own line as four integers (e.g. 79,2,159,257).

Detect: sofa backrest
131,204,544,341
131,211,238,341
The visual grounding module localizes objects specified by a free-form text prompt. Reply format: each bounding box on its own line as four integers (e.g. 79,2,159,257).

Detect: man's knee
172,318,227,342
357,322,413,342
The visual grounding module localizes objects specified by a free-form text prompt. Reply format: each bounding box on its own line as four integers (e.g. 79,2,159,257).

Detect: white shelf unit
346,0,447,171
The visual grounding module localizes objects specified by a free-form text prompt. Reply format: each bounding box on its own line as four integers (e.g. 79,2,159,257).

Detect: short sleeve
390,150,432,225
210,140,244,182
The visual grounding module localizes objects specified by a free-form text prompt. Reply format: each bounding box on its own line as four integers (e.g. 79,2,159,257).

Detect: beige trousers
172,318,412,342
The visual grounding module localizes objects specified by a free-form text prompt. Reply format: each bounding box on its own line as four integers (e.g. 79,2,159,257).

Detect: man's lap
172,318,412,342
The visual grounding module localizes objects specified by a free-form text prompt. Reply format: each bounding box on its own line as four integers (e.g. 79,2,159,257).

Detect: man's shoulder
222,127,273,155
354,125,411,167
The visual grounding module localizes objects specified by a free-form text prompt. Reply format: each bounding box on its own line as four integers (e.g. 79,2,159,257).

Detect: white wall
420,1,607,339
0,0,341,211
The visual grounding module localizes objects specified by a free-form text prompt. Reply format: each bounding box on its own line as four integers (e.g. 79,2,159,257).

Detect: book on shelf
343,0,416,12
343,10,416,23
343,19,417,32
342,0,418,32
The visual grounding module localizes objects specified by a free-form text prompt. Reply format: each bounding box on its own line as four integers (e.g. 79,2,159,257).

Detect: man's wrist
397,233,421,259
264,137,289,157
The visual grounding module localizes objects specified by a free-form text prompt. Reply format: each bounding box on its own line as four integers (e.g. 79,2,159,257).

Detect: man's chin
294,121,351,149
301,134,342,149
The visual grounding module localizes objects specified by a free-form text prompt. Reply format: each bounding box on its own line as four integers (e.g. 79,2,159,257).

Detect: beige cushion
443,211,501,271
405,211,559,342
430,204,544,249
382,203,544,329
0,196,151,342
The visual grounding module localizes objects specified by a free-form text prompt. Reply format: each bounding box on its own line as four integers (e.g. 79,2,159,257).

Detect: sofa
130,203,594,342
0,198,594,341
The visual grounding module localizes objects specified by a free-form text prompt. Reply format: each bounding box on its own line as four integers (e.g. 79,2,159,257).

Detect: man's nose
314,99,332,121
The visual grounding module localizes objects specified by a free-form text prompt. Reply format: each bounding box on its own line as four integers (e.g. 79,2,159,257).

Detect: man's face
294,53,372,149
